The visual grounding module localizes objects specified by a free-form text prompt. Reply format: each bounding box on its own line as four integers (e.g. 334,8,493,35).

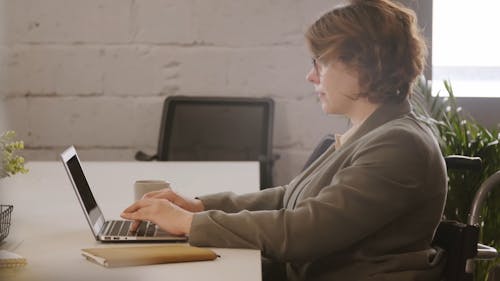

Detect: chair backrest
156,96,275,189
301,134,335,171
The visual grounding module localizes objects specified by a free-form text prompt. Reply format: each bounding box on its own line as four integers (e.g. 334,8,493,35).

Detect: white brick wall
0,0,348,186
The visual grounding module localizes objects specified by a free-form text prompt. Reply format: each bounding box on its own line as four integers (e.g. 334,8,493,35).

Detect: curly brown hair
305,0,427,103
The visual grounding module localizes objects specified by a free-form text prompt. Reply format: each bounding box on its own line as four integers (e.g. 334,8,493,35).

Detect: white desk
0,161,262,281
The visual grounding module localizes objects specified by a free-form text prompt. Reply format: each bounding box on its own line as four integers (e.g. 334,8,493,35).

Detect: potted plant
0,130,28,242
412,78,500,281
0,130,28,178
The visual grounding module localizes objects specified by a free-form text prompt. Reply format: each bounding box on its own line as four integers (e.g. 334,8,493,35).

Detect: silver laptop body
60,146,187,242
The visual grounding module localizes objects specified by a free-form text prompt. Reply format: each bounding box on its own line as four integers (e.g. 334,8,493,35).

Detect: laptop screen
67,155,98,213
61,146,105,236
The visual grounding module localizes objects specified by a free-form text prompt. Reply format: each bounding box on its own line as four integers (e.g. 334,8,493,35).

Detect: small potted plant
0,130,28,179
0,130,28,242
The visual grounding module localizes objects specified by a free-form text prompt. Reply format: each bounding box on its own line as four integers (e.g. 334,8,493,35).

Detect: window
432,0,500,97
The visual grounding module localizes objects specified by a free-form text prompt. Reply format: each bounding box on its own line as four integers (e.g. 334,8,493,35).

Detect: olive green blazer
189,99,447,281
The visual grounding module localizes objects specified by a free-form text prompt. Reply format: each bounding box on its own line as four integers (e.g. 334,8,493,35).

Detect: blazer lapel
284,99,412,209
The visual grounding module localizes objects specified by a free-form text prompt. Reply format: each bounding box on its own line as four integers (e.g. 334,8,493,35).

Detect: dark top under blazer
189,99,447,281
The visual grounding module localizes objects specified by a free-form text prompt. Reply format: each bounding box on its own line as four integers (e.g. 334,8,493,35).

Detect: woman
121,0,447,280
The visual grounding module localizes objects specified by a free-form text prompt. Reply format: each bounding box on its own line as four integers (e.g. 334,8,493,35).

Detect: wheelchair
434,156,500,281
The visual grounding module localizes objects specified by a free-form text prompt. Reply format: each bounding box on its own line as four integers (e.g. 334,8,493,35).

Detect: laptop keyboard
135,221,156,236
106,220,157,237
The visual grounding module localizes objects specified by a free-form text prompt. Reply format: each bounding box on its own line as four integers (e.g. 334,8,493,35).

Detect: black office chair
135,96,277,189
303,137,499,281
301,134,335,171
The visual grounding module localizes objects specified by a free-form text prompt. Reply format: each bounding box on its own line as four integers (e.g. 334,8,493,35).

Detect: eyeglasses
312,58,320,76
311,58,322,77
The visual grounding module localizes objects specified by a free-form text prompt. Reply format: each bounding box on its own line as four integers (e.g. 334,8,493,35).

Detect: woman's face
306,59,361,115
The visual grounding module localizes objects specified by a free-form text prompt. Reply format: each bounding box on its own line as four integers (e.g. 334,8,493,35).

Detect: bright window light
432,0,500,97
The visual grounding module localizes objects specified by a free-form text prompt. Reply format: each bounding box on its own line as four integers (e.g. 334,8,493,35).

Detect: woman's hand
142,188,205,212
120,198,193,235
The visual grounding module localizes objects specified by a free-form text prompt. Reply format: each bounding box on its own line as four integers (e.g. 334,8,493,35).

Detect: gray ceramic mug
134,180,170,201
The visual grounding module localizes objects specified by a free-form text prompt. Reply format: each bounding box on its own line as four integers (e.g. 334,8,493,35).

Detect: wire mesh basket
0,204,13,242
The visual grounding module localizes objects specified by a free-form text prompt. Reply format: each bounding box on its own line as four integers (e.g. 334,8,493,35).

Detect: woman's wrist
183,212,194,235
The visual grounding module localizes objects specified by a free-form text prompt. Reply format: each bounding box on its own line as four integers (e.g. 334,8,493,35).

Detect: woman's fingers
122,199,150,213
121,198,193,236
129,220,142,232
121,200,152,231
143,189,166,199
143,188,187,209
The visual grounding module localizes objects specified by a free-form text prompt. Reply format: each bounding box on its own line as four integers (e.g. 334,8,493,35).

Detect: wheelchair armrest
135,150,157,161
475,243,498,260
445,155,482,171
466,243,499,273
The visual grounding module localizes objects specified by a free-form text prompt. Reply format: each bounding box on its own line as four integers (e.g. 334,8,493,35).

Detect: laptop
60,146,187,242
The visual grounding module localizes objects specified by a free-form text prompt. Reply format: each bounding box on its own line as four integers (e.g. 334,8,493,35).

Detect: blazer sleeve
188,129,446,262
197,185,287,213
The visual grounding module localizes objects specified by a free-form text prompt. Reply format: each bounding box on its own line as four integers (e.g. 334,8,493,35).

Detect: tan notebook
81,245,218,268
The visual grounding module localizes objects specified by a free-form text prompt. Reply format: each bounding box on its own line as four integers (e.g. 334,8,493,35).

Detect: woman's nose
306,67,319,84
